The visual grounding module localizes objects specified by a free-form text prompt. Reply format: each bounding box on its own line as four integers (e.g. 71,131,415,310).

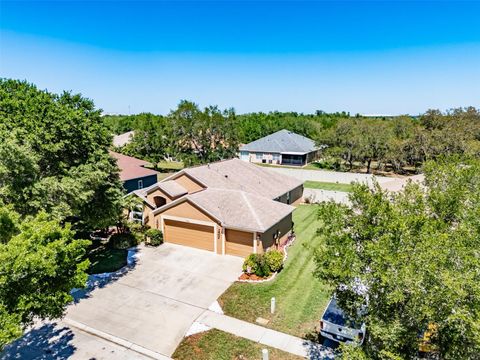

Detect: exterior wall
123,174,158,193
153,200,218,228
225,229,254,257
275,184,304,205
259,212,293,252
239,151,281,165
173,174,205,194
146,188,175,206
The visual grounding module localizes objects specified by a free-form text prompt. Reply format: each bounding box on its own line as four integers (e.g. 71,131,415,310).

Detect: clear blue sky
1,1,479,115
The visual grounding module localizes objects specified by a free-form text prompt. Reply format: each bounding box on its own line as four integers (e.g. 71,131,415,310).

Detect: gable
173,173,205,194
153,199,218,225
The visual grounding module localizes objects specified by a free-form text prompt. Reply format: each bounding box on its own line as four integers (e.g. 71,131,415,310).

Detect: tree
314,157,480,359
169,100,239,165
0,207,90,349
0,79,124,231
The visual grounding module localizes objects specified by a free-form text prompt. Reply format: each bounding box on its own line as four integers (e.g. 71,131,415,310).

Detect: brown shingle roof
110,151,158,181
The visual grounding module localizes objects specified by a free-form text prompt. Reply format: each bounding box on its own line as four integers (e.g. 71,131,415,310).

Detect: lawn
172,329,302,360
87,245,128,274
157,160,184,171
304,180,353,192
219,205,331,339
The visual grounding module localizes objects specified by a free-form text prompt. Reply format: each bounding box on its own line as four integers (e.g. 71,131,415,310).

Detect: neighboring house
110,151,158,193
239,129,321,166
132,158,304,257
113,131,135,147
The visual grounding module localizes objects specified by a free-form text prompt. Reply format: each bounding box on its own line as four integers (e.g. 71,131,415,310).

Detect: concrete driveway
64,243,243,358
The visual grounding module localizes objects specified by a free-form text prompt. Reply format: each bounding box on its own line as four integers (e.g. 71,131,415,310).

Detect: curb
63,318,172,360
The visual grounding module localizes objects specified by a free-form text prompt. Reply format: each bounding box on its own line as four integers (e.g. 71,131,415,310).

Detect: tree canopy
0,207,90,349
0,79,124,231
314,157,480,359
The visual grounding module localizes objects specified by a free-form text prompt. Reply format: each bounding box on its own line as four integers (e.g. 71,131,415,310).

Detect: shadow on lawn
1,323,76,360
71,246,140,302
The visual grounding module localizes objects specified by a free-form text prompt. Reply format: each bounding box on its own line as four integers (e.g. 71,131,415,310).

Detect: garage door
225,229,253,257
164,219,214,252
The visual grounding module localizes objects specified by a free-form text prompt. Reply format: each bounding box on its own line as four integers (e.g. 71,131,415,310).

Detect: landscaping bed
172,329,301,360
87,245,128,274
219,205,331,338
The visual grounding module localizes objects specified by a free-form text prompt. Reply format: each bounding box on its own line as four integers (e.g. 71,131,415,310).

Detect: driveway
61,244,241,358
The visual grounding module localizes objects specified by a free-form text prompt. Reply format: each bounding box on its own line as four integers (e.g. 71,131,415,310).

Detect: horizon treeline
104,102,480,174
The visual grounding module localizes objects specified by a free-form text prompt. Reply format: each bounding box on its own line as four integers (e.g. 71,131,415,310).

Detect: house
113,131,135,147
239,129,321,166
110,151,158,193
132,158,304,257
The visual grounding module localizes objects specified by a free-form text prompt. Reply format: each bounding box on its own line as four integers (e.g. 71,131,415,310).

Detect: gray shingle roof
155,188,294,232
157,180,188,198
239,129,318,154
183,158,303,200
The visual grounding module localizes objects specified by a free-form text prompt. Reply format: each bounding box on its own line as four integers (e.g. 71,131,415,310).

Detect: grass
304,180,353,192
219,205,331,339
87,245,128,274
157,160,184,170
172,329,302,360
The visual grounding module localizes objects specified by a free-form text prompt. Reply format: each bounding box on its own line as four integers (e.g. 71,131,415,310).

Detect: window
138,180,143,189
255,153,263,160
286,191,291,204
273,153,280,161
154,196,167,208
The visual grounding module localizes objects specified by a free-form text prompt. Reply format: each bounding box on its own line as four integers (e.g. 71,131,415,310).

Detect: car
320,297,366,345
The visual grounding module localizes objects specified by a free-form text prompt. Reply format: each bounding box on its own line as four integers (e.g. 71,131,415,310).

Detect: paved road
267,167,392,186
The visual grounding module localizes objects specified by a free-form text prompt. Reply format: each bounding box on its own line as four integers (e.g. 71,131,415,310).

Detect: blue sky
1,1,479,115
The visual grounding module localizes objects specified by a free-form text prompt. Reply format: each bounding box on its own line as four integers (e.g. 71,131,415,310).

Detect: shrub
145,229,163,246
243,254,261,274
264,250,284,272
242,253,271,278
109,233,137,250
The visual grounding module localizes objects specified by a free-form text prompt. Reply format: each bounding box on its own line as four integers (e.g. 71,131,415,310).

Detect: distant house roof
239,129,318,154
180,158,303,200
110,151,158,181
113,131,135,147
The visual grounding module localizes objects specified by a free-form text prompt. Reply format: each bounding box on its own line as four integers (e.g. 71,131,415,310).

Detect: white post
271,297,276,314
262,348,269,360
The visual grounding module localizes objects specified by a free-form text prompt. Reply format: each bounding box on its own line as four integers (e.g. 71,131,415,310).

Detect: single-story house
239,129,321,166
131,158,304,257
110,151,158,193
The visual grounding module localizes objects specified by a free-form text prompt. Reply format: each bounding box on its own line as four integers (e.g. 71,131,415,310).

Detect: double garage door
164,219,214,252
163,219,254,257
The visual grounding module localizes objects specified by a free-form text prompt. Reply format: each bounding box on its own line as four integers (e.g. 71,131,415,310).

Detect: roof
181,158,303,200
113,131,135,147
155,188,295,232
110,151,158,181
157,180,188,198
239,129,318,154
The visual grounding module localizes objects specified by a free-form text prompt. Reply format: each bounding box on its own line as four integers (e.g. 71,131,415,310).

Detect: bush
145,229,163,246
109,233,137,250
264,250,284,272
242,253,274,278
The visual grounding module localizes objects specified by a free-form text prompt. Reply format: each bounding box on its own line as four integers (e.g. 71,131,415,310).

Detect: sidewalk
196,310,334,359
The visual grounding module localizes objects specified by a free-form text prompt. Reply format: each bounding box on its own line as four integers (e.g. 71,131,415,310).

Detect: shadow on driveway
1,323,76,360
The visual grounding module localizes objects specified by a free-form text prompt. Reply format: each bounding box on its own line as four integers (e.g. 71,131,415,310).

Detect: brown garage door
164,219,214,252
225,229,253,257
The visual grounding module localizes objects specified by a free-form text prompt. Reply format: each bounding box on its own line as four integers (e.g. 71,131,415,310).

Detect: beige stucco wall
173,174,205,194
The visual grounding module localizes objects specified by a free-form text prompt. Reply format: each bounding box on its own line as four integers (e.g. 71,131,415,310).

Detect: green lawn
157,160,184,170
219,205,331,338
87,246,128,274
304,180,353,192
172,329,302,360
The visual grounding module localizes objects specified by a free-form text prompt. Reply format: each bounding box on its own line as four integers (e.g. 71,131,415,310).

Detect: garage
164,219,215,252
225,229,253,257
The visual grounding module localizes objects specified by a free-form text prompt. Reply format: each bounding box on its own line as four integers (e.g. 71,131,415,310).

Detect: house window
286,191,291,204
255,153,263,160
138,180,143,189
240,151,249,160
273,153,280,162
